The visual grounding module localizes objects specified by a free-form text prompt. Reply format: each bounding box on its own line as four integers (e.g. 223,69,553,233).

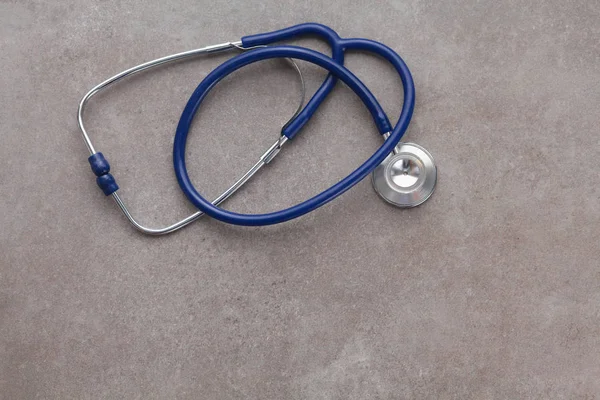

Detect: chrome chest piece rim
371,142,437,208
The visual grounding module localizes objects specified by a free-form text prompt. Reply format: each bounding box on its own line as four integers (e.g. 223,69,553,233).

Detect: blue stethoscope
78,23,437,234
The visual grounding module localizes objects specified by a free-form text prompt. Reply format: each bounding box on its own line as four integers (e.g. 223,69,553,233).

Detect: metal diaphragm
371,142,437,208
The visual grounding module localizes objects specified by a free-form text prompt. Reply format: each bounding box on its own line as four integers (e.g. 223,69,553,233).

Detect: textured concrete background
1,0,600,398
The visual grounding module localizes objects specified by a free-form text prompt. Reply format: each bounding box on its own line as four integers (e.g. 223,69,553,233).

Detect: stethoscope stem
382,131,400,155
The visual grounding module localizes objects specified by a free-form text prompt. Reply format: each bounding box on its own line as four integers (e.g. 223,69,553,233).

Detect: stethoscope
78,23,437,233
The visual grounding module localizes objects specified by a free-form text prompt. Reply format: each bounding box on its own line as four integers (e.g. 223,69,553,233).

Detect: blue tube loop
173,44,414,226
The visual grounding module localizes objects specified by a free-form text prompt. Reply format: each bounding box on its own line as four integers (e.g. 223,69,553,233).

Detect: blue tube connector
88,152,119,196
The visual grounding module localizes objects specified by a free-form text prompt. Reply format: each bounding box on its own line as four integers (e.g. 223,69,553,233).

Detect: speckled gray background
1,0,600,398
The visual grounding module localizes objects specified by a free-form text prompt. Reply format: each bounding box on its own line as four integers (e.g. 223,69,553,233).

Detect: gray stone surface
1,0,600,398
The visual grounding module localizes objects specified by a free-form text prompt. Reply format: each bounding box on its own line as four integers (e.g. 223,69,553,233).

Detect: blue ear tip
88,152,111,176
96,173,119,196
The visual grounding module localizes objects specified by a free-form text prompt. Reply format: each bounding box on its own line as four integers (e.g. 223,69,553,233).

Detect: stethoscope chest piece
372,142,437,208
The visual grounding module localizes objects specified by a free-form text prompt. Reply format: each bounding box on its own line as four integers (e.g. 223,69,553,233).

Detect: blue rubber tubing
173,44,415,226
